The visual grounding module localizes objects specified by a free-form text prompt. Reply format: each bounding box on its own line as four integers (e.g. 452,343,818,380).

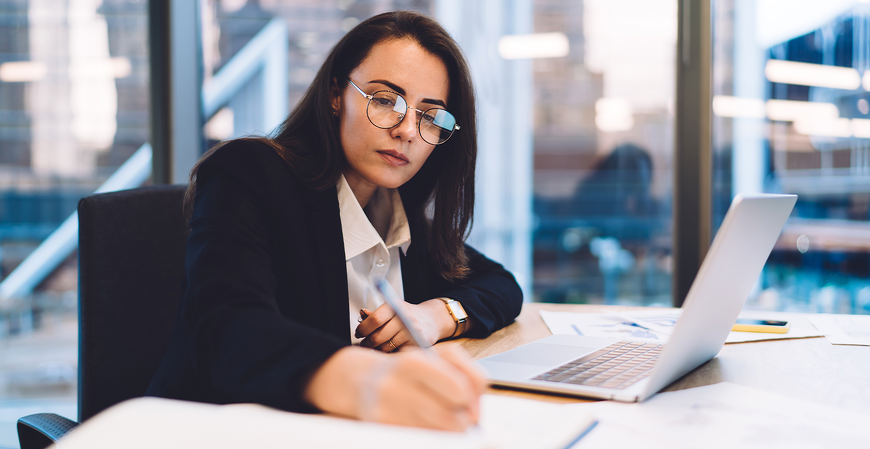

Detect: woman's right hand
302,344,487,431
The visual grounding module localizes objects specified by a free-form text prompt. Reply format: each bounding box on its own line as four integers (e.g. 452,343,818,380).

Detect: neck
343,171,378,209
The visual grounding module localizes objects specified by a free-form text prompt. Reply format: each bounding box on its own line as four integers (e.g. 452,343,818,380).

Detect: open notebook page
56,394,595,449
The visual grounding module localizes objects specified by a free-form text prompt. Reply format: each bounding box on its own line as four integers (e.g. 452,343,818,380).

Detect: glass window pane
713,0,870,314
0,1,150,445
532,0,676,306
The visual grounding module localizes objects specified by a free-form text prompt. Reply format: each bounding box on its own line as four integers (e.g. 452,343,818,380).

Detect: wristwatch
438,298,468,338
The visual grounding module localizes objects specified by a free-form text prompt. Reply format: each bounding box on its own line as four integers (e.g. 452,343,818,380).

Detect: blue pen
373,278,484,431
372,278,438,358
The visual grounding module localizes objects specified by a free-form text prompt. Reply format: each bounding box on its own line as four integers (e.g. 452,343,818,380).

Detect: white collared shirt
337,174,411,344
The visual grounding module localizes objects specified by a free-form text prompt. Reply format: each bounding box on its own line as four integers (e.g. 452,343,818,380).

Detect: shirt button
376,258,385,267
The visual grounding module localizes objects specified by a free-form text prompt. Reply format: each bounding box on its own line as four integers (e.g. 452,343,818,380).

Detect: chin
368,169,414,190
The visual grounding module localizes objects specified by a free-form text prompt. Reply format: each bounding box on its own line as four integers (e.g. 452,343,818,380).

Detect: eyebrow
369,79,447,108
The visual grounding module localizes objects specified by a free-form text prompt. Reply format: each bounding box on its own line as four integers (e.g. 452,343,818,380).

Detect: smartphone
731,318,790,334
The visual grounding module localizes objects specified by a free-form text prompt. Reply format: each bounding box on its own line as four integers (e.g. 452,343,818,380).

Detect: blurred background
0,0,869,446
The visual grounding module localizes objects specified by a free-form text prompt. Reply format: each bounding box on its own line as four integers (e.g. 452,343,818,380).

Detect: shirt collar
337,174,411,261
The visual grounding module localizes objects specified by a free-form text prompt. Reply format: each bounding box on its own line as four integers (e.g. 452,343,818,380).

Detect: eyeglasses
347,79,460,145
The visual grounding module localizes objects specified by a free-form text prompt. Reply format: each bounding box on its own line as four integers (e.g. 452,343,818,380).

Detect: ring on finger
388,339,397,351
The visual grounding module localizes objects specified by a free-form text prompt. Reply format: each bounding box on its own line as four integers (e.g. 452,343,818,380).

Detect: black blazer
147,140,523,412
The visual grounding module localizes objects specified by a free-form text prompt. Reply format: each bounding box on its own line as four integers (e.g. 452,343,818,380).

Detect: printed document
540,309,823,343
807,313,870,346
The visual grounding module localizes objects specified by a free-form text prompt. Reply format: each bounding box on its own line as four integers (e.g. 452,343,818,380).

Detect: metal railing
0,144,152,301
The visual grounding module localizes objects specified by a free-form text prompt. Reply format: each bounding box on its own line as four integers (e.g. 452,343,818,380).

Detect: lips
376,150,410,166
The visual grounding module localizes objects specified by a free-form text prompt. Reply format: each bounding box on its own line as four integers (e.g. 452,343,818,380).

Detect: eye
421,111,437,125
373,97,396,107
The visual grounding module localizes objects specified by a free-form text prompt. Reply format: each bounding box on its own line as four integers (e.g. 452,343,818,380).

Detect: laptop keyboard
532,341,662,390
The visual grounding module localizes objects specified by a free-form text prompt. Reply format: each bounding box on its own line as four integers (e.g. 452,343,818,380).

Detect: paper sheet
58,394,595,449
570,382,870,449
539,310,670,343
807,314,870,346
539,309,824,344
569,420,695,449
479,395,596,449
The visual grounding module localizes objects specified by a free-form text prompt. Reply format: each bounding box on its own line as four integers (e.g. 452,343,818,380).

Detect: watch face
447,302,468,320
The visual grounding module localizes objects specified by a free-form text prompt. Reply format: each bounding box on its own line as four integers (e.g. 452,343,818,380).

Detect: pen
559,421,598,449
373,278,485,431
611,313,673,336
372,278,438,357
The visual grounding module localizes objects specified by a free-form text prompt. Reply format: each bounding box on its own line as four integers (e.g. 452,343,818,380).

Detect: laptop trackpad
485,342,597,366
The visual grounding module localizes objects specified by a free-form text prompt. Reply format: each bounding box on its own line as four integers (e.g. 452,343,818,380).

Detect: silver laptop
478,193,797,402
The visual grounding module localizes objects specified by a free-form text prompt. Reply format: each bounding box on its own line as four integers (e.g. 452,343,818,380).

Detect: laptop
477,193,797,402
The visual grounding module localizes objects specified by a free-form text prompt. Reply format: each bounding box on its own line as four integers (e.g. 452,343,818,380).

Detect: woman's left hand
355,299,456,352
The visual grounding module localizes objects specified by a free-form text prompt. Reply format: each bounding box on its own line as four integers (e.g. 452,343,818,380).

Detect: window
529,0,676,306
0,0,150,445
713,0,870,315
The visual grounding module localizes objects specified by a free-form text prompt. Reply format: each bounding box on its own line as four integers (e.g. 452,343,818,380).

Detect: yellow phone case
731,321,790,333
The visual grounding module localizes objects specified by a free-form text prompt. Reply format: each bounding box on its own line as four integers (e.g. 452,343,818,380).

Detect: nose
390,108,418,142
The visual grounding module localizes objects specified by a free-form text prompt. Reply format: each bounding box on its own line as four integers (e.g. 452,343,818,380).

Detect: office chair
17,185,188,449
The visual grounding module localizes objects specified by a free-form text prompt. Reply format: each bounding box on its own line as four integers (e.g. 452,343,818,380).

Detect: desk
458,303,870,414
59,302,870,449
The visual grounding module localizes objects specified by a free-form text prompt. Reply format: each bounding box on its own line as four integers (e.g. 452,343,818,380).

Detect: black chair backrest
77,185,187,421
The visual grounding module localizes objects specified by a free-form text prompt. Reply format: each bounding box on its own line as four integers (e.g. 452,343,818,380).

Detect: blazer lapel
300,185,352,342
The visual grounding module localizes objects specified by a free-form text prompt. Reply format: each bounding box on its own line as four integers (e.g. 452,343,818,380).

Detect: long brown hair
185,11,477,281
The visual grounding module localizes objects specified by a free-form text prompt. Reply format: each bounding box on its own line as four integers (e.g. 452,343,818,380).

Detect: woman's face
334,38,450,191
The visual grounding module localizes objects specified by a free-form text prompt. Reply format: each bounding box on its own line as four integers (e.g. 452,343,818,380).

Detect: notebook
56,394,596,449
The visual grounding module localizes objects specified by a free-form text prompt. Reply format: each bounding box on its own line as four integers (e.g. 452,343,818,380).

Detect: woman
147,11,523,431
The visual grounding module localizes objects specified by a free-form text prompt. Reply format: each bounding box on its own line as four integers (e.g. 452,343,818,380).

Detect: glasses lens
419,108,457,145
367,91,406,129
